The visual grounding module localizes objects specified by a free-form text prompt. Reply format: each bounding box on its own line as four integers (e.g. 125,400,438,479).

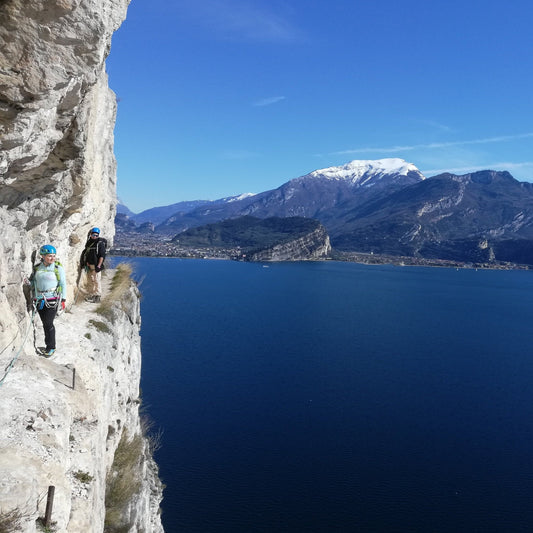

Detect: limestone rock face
0,1,164,531
247,226,332,262
0,0,127,338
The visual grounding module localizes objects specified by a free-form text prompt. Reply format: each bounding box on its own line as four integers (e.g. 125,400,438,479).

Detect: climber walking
31,245,67,358
80,227,107,303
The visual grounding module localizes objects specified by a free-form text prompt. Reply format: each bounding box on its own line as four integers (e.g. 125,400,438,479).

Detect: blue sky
107,0,533,213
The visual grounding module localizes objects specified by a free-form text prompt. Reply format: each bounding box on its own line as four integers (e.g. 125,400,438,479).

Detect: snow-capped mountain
116,160,533,265
306,158,423,184
156,158,425,233
224,192,257,203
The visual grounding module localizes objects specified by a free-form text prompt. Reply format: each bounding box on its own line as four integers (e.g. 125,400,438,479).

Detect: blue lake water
116,258,533,532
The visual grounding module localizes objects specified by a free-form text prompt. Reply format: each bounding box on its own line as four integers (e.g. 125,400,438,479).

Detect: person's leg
38,305,56,350
87,265,99,298
94,270,102,297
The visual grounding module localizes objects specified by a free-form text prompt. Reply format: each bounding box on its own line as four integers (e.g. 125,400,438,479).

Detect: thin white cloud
415,119,455,133
332,132,533,156
177,0,303,43
253,96,286,107
423,161,533,177
493,161,533,170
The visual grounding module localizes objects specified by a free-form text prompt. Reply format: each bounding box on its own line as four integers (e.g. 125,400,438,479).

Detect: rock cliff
246,226,331,262
0,1,164,531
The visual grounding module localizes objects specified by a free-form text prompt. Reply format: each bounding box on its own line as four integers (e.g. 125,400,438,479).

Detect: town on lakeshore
110,230,530,270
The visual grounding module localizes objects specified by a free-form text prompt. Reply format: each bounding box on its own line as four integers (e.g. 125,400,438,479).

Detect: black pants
37,304,57,350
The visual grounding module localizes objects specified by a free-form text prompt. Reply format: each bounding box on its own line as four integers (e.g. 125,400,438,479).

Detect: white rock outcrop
247,226,332,262
0,1,164,531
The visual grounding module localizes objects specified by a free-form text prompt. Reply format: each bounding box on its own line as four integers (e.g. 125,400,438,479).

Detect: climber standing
80,227,107,303
31,245,67,358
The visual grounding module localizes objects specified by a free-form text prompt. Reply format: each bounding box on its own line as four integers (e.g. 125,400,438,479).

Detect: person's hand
61,300,66,310
95,265,102,272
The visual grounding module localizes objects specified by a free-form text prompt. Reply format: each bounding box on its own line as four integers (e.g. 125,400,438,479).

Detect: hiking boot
85,295,95,303
43,348,56,358
94,295,101,303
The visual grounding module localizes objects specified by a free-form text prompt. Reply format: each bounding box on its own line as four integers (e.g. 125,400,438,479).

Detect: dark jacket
81,237,107,266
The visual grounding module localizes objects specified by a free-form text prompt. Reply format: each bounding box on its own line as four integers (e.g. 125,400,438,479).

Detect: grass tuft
97,263,133,319
104,431,143,532
140,413,163,455
0,509,24,533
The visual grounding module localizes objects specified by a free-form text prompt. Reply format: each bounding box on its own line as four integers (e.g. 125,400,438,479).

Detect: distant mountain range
117,195,257,226
117,158,533,265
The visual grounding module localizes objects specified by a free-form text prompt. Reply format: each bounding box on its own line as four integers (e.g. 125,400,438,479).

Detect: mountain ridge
137,158,425,233
116,159,533,266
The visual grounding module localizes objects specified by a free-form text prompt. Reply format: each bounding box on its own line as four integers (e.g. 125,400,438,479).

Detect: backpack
81,237,107,267
99,237,108,254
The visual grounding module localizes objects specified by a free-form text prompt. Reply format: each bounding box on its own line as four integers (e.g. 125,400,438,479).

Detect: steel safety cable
0,306,37,387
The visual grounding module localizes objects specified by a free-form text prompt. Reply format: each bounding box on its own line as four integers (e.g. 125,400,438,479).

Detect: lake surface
117,258,533,532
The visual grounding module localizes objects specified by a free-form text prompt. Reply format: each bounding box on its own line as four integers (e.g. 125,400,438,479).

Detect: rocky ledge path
0,268,149,532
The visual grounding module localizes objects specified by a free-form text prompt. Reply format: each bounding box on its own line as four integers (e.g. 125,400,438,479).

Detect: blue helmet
40,244,56,255
90,227,100,235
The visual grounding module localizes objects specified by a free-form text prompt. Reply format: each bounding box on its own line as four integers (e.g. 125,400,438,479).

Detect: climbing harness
31,260,64,307
0,260,65,387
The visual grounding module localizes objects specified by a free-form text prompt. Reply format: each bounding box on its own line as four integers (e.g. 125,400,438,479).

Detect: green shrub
36,518,56,532
88,319,111,334
73,470,93,484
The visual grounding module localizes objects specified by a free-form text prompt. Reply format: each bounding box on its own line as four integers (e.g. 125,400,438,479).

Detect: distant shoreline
109,249,531,271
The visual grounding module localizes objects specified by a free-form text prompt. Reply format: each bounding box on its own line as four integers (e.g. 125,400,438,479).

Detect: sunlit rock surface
0,1,164,531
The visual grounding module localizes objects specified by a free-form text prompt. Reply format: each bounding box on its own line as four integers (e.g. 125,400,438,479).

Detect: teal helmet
90,227,100,234
40,244,56,255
